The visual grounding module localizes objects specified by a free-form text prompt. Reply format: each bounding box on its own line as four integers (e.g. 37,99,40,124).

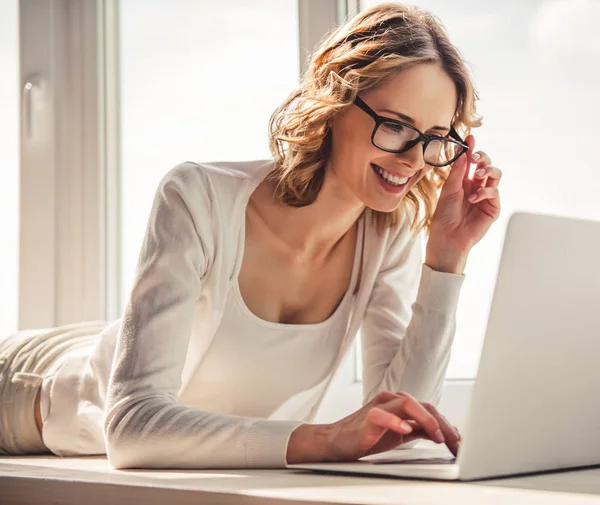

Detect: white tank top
187,216,365,419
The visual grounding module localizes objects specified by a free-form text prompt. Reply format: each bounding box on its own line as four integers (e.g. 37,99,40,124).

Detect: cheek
348,146,380,184
332,127,376,171
412,167,434,188
342,128,371,158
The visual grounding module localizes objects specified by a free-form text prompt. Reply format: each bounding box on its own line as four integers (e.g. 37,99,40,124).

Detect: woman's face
328,62,458,213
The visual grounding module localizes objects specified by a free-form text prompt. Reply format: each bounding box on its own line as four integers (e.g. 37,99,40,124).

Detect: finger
473,165,502,188
391,397,458,446
453,426,462,442
422,404,461,457
453,141,469,167
469,150,490,193
438,413,461,442
468,186,500,205
459,135,475,192
391,424,445,447
384,395,444,444
470,150,491,170
374,391,400,405
395,400,461,442
445,143,470,193
464,134,475,157
399,419,461,454
367,406,413,435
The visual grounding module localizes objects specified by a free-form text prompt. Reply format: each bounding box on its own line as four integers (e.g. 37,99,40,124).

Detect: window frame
18,0,121,328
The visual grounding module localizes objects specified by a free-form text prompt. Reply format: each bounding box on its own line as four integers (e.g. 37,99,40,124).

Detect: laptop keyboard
370,457,456,465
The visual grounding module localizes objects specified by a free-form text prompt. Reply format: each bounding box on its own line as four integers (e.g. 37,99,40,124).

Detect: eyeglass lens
374,121,460,166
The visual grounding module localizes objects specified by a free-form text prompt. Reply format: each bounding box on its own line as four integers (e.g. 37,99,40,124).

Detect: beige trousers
0,320,107,455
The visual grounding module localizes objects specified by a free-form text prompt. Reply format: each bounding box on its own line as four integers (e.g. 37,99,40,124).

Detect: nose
396,142,426,172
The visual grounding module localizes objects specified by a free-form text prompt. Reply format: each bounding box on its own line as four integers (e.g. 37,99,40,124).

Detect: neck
250,166,365,263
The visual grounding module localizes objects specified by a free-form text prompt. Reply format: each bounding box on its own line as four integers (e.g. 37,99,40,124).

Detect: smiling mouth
371,163,413,190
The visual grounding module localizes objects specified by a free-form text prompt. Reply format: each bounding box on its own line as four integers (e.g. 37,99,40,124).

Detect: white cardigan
39,159,465,469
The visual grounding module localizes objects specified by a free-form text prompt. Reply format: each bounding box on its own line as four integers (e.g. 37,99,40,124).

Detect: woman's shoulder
155,158,275,219
152,159,274,244
163,159,275,194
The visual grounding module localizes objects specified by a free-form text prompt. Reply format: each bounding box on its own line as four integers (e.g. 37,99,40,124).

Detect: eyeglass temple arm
353,95,380,122
450,126,468,148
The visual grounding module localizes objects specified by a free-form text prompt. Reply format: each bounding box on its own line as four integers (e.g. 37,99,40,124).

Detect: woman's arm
360,224,466,408
103,165,303,469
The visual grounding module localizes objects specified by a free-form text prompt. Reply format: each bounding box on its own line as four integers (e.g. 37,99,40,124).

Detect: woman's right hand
287,391,461,464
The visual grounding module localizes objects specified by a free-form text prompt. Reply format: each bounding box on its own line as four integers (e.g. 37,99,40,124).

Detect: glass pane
119,0,299,303
361,0,600,377
0,0,19,336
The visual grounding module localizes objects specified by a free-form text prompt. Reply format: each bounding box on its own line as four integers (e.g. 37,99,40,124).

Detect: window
0,0,19,336
119,0,299,302
361,0,600,377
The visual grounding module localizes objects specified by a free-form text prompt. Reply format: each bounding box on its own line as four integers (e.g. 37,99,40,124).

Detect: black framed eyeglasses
353,95,468,167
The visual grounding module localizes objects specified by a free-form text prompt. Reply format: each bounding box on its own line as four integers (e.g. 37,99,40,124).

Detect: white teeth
373,165,410,186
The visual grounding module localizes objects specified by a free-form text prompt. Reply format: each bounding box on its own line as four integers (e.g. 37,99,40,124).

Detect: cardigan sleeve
360,222,466,407
103,165,302,470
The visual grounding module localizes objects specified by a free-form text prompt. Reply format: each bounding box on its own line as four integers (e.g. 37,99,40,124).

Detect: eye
380,121,405,134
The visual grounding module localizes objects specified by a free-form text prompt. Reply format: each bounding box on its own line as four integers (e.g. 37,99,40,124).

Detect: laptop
290,211,600,481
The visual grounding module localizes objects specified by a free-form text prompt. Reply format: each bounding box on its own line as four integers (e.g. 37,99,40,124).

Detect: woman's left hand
427,134,501,266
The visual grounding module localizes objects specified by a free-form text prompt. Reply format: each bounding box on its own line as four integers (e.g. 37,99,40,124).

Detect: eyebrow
380,108,451,133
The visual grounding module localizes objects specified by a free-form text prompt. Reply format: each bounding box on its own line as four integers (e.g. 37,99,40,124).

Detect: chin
361,188,408,213
363,182,416,214
365,200,404,214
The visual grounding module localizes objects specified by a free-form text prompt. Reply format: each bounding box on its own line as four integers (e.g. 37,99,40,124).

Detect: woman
0,3,501,468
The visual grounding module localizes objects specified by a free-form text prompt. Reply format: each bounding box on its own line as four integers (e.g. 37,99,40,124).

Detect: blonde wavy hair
267,2,482,238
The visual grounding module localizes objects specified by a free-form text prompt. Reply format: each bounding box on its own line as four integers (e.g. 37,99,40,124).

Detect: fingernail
435,429,445,443
401,422,412,432
472,152,481,160
469,193,478,202
475,168,486,176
